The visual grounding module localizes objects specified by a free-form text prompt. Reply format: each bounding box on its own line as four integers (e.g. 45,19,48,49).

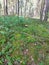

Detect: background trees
0,0,49,21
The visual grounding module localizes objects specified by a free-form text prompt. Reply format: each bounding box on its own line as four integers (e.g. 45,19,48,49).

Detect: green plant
0,16,49,65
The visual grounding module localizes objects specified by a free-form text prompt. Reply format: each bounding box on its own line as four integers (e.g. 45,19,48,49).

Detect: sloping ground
0,16,49,65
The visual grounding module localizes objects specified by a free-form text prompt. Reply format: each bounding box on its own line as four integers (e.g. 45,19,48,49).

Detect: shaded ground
0,16,49,65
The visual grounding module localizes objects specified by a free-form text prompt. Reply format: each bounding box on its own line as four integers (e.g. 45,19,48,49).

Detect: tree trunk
4,0,8,15
18,0,19,16
44,0,49,21
40,0,45,21
21,7,22,16
6,0,8,15
24,0,27,16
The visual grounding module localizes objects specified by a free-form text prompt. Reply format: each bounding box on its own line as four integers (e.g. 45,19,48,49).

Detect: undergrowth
0,16,49,65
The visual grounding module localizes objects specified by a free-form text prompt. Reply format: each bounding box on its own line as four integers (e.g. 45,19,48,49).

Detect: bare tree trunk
40,0,45,21
20,0,23,16
44,7,48,21
16,0,18,15
6,0,8,15
44,0,49,21
4,0,8,15
21,7,22,16
18,0,19,16
4,0,6,15
29,2,33,17
24,0,27,16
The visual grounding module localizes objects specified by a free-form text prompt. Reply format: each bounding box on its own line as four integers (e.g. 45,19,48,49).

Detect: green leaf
6,55,12,65
39,61,44,65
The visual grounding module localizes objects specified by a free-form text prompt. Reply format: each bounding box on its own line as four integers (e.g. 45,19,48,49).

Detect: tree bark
4,0,8,15
40,0,45,21
24,0,27,16
18,0,19,16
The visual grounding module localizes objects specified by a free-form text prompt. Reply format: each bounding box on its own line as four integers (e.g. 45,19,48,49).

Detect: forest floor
0,16,49,65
